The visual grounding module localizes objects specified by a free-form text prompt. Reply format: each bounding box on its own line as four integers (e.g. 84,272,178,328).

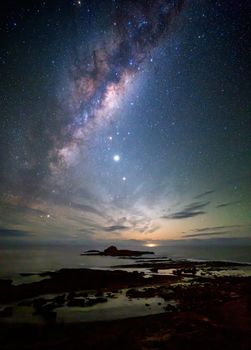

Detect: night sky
0,0,250,248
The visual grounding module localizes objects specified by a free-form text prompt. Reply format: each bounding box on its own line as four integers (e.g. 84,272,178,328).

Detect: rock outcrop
82,245,154,257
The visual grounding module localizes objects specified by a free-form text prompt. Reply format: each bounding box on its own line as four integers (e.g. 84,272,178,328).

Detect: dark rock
33,302,57,316
18,299,33,306
173,269,183,276
111,289,119,294
151,267,158,273
76,292,88,298
164,304,176,312
67,291,76,300
0,279,12,288
52,294,65,304
41,302,57,312
67,298,86,307
182,267,197,275
81,250,101,255
0,306,13,317
103,246,154,257
0,268,167,303
104,246,118,255
85,297,108,307
38,310,57,321
38,271,54,277
106,292,116,298
126,287,157,298
33,297,47,309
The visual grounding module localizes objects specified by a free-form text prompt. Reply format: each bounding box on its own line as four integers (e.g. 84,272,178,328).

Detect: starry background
0,0,250,249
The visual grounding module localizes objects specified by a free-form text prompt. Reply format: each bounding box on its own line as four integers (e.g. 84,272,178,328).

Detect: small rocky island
81,245,154,257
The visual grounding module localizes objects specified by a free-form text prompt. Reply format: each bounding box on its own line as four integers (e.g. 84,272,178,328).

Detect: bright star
122,176,126,181
113,155,120,162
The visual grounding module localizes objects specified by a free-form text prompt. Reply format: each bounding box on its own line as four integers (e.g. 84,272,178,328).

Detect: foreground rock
0,276,250,350
0,268,175,303
0,306,13,317
0,260,250,350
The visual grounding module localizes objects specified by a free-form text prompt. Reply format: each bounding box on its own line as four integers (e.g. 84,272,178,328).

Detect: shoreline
0,258,251,349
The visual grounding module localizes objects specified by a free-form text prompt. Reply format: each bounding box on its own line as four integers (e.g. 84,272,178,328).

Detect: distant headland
81,245,154,257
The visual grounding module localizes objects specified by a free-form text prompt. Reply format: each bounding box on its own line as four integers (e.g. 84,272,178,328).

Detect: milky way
52,0,184,169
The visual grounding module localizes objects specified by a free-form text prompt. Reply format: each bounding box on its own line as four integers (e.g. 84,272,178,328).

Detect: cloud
2,201,48,217
183,224,251,238
184,231,230,238
74,188,94,200
184,201,210,211
216,201,239,208
164,211,206,219
146,226,160,234
47,192,106,218
186,226,224,233
104,225,129,232
163,201,209,220
194,190,214,199
69,202,105,217
186,224,250,234
0,228,32,238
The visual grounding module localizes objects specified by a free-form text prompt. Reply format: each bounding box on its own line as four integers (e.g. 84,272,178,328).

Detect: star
113,155,120,162
122,176,126,181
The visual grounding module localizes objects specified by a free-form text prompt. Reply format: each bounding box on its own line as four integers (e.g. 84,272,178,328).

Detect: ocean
1,244,251,282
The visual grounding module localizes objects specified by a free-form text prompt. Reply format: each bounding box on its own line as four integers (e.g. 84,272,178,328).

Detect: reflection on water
0,288,176,324
153,266,251,278
56,294,168,323
203,267,251,277
156,269,176,276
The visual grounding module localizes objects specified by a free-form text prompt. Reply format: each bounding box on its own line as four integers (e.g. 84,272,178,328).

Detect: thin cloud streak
162,201,209,220
184,231,230,238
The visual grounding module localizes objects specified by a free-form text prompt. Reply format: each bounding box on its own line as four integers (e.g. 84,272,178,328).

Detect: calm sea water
156,245,251,263
0,245,251,281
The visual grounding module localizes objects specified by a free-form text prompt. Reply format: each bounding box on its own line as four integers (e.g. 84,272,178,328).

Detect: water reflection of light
144,243,158,248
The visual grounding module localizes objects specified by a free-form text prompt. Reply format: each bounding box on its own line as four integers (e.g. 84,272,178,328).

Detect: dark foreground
0,260,251,350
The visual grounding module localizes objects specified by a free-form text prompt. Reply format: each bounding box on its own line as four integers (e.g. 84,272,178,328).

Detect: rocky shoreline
0,258,251,349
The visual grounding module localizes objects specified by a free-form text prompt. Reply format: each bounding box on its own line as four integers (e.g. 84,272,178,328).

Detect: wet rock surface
0,268,173,303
